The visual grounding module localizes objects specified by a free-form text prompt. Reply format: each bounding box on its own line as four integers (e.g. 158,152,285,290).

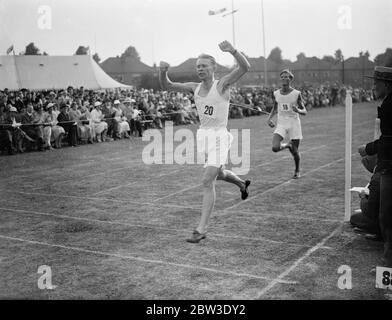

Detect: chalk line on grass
256,224,342,298
0,234,297,284
0,207,333,249
222,158,344,212
0,190,201,210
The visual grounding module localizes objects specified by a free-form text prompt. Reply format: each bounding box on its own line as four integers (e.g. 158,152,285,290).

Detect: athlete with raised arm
159,40,251,243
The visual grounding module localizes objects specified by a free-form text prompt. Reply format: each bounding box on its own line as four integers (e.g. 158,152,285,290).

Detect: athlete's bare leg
290,139,301,178
196,166,220,235
271,133,291,152
217,166,244,189
217,166,251,200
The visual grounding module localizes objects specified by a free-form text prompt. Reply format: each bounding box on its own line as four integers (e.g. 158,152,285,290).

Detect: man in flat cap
359,66,392,267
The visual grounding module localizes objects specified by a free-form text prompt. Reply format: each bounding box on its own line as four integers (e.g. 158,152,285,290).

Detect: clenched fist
159,61,170,71
218,40,236,54
267,119,275,128
358,145,367,157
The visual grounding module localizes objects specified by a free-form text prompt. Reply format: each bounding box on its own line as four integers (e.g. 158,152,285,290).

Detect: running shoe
186,230,206,243
241,180,251,200
292,172,300,179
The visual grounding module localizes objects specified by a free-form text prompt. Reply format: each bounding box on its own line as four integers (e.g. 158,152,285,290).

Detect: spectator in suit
57,104,78,147
359,66,392,267
21,104,45,151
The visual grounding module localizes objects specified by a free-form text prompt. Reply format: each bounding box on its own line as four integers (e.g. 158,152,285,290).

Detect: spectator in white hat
111,100,125,139
90,101,108,142
45,103,65,149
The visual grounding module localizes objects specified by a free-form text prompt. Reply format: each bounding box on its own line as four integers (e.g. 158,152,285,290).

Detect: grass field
0,101,389,300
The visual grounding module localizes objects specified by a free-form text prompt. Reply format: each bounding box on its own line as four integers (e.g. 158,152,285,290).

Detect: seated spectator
101,101,115,140
78,102,94,144
350,156,381,239
21,104,45,151
45,103,65,149
34,104,51,149
130,105,143,137
112,100,130,138
57,104,78,147
90,101,108,142
182,97,198,124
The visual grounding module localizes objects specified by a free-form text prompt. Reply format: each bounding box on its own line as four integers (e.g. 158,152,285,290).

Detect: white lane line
0,190,201,210
256,224,342,298
153,184,201,202
0,234,297,284
254,144,328,168
218,210,342,223
0,207,333,249
222,158,344,212
92,167,186,196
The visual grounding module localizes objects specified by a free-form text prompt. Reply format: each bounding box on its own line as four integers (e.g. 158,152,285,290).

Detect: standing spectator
0,106,18,154
359,66,392,267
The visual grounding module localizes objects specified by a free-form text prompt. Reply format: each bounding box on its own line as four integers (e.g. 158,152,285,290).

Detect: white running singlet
194,80,233,167
274,89,300,120
273,89,303,140
194,80,229,130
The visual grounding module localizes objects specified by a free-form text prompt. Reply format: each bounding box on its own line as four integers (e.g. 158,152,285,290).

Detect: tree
374,48,392,67
334,49,343,62
25,42,40,55
92,53,101,63
296,52,306,61
75,46,89,55
121,45,140,60
364,51,370,59
43,51,49,56
267,47,283,64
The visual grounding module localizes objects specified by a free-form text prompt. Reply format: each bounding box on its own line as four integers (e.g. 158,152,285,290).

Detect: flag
208,8,227,15
6,45,14,55
222,9,238,17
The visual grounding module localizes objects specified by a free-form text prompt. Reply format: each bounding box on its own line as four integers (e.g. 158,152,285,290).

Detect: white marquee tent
0,55,131,90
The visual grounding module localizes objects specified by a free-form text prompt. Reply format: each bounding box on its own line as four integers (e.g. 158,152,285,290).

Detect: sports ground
0,101,389,299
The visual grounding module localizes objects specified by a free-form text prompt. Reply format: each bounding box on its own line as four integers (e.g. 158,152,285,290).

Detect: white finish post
344,90,352,222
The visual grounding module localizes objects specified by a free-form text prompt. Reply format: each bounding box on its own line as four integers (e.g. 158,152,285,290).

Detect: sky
0,0,391,67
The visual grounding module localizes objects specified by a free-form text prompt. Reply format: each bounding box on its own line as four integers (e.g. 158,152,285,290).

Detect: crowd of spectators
0,83,374,155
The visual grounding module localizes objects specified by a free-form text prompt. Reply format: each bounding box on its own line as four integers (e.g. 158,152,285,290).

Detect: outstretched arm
159,61,198,93
218,41,251,93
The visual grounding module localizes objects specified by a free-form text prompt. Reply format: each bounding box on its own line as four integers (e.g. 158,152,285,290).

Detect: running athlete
159,40,251,243
266,69,307,179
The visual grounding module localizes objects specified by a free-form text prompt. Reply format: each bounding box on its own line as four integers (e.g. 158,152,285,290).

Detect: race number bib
375,266,392,290
281,103,289,111
203,105,215,117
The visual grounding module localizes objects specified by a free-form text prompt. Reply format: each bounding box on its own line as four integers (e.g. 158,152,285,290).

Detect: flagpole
231,0,236,47
12,46,22,90
261,0,267,87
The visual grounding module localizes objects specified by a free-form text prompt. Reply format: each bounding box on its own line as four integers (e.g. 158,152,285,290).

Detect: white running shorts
196,128,233,168
274,117,302,140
